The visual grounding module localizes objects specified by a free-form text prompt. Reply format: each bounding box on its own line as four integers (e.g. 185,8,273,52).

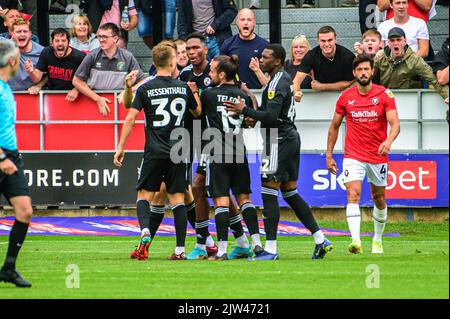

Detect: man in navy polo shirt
220,8,268,89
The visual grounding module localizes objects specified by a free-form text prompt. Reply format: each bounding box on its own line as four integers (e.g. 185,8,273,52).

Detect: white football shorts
342,158,388,187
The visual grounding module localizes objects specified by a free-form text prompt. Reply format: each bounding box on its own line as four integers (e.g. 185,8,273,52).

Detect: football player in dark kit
114,43,201,260
225,44,333,260
0,39,33,287
203,55,262,260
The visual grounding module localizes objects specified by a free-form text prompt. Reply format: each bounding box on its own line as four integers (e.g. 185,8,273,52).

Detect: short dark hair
266,44,286,66
98,22,120,37
317,25,336,37
51,28,70,42
185,32,206,45
353,54,374,70
212,55,238,81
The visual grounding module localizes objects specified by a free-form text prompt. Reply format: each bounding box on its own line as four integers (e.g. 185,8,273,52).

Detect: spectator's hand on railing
354,42,363,55
374,49,385,62
65,88,79,102
27,85,41,95
125,70,139,88
294,91,303,103
96,96,112,116
24,58,34,73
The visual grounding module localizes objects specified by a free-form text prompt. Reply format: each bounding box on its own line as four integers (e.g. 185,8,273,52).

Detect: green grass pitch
0,221,448,299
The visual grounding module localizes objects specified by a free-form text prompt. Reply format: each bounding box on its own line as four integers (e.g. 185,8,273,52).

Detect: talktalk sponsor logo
386,161,436,199
312,161,437,199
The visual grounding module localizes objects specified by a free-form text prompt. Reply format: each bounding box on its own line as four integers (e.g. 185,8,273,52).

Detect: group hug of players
113,33,400,261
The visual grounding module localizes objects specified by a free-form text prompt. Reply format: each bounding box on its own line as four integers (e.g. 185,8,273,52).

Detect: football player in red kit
326,54,400,255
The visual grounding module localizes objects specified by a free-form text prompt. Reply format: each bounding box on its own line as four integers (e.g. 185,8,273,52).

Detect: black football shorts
0,151,31,204
136,157,188,194
260,131,301,183
206,159,252,198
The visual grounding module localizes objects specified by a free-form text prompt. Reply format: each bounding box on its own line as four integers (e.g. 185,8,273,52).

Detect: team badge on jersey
385,89,395,98
117,61,125,71
372,97,379,105
204,77,211,87
268,90,275,100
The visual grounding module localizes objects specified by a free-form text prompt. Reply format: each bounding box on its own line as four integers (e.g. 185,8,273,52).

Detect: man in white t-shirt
377,0,429,59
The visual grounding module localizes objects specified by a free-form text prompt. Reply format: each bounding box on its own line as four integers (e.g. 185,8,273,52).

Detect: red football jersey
335,84,397,164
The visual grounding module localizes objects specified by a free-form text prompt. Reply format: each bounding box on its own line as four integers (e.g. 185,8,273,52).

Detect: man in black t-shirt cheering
293,26,355,102
25,28,85,102
203,55,262,260
226,44,333,261
114,43,202,261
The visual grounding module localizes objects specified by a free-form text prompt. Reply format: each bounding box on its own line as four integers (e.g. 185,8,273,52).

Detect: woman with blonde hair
69,15,100,54
285,34,312,89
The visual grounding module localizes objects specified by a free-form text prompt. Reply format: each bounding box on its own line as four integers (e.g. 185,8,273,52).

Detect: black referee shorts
206,159,252,198
136,157,188,194
0,151,31,204
261,131,301,183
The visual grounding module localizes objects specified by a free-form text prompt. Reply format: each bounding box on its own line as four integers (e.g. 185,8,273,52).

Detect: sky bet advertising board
3,152,447,208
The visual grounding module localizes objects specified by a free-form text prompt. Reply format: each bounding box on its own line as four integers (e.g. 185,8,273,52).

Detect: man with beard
220,8,268,89
326,54,400,255
8,18,45,94
25,28,85,103
203,55,260,260
0,39,33,287
225,44,333,260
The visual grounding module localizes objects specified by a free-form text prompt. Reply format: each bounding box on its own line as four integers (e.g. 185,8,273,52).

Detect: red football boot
130,234,151,260
206,244,218,257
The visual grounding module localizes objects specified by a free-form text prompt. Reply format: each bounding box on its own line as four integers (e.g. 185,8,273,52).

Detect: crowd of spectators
0,0,448,117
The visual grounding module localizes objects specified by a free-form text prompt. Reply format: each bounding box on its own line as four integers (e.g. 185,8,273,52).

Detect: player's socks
172,204,188,248
149,205,165,239
217,241,228,256
215,206,229,246
265,240,277,255
261,187,280,243
136,199,151,231
195,219,210,248
312,230,326,245
206,236,215,248
373,206,387,242
282,189,320,234
185,201,196,230
1,220,29,272
229,213,245,239
175,246,185,255
141,228,150,236
235,234,250,248
251,234,262,248
241,202,260,238
346,203,361,242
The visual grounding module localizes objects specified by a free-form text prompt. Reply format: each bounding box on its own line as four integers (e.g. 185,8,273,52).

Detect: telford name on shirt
146,87,187,97
350,110,379,122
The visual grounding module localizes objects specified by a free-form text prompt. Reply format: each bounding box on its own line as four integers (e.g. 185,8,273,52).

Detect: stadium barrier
5,90,449,208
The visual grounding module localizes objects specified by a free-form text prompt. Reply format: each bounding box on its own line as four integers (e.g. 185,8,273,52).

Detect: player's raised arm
378,109,400,157
326,112,344,175
187,82,202,117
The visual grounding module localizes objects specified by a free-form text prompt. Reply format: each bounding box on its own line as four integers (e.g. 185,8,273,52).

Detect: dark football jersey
132,76,197,159
178,63,214,134
260,71,297,137
203,84,251,163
